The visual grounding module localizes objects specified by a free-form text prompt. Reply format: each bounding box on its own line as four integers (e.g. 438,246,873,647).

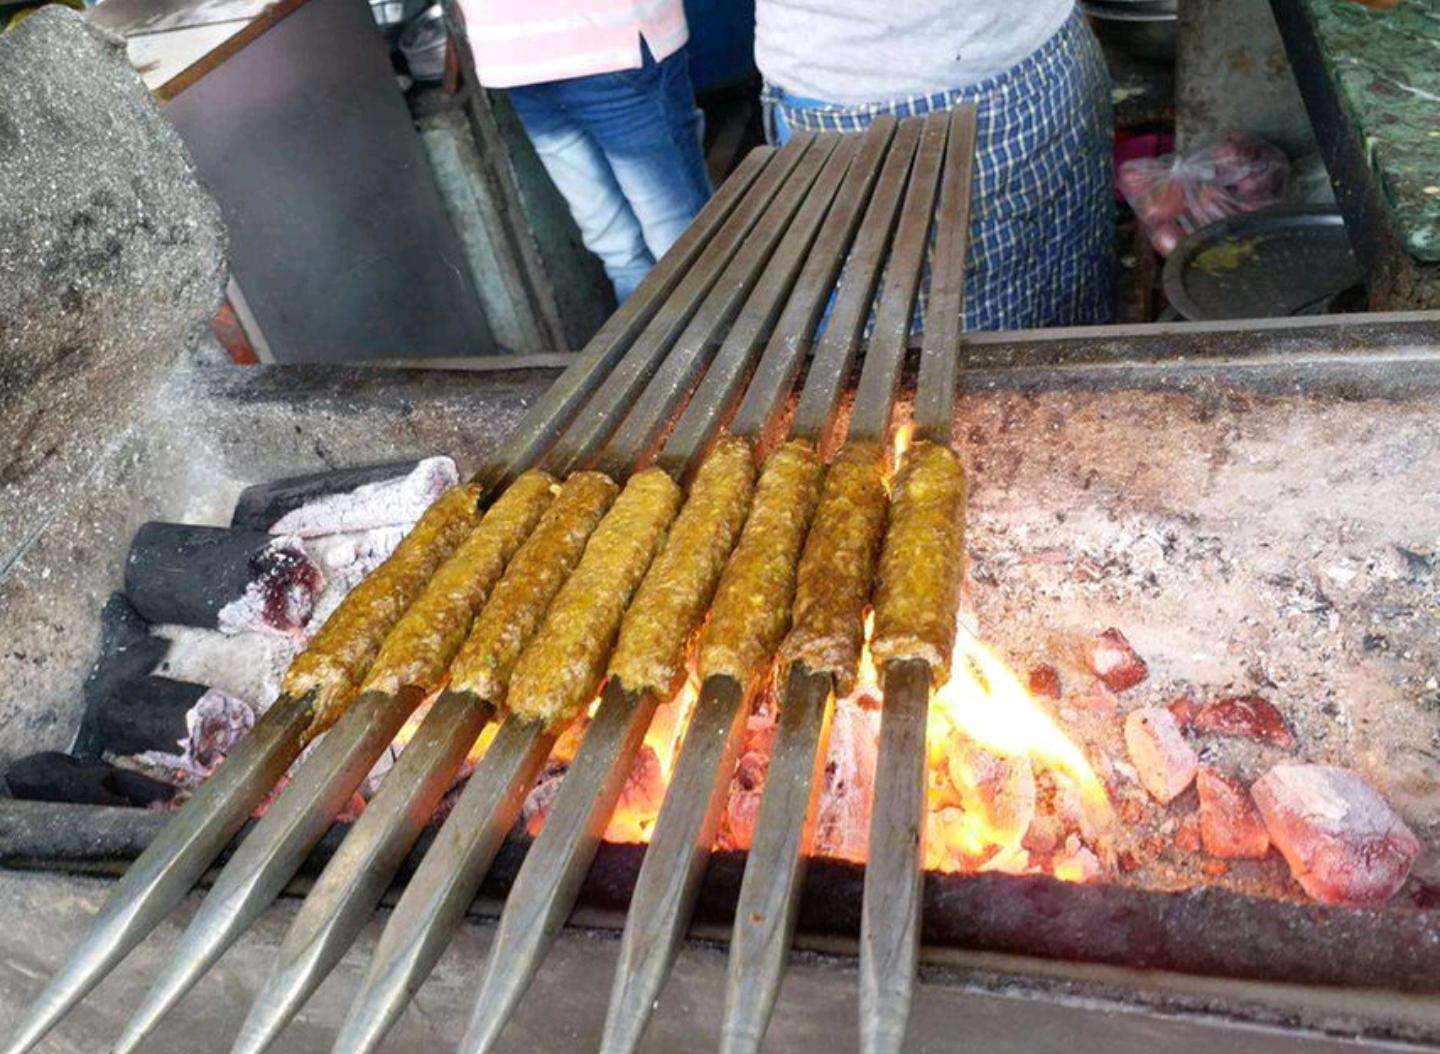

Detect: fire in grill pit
8,108,1439,1054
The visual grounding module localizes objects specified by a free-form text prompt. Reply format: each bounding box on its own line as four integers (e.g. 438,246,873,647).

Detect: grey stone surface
0,870,1412,1052
0,7,227,575
0,363,540,769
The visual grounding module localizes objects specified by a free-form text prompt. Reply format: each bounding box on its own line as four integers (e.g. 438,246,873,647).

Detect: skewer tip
228,958,318,1054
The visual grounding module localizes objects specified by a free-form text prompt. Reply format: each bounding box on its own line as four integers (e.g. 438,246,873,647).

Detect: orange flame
925,633,1112,877
604,675,701,843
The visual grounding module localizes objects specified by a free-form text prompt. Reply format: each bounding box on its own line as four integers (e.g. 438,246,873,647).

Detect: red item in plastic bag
1118,135,1289,256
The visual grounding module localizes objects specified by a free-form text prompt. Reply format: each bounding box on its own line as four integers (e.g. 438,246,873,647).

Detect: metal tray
1163,206,1363,321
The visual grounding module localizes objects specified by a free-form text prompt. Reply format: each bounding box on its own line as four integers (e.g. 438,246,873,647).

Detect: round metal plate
1162,206,1364,321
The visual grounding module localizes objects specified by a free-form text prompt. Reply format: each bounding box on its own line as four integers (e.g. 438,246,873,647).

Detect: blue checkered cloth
762,7,1115,333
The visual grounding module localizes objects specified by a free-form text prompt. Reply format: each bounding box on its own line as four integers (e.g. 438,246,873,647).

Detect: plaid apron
762,7,1115,333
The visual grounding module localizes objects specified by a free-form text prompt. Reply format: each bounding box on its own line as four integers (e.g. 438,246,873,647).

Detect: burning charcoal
925,807,968,872
522,762,567,838
216,535,326,636
5,752,174,807
1174,813,1202,854
88,675,207,759
1251,764,1419,905
604,746,666,843
814,700,879,862
1193,694,1295,749
71,594,172,761
126,523,325,634
1196,766,1270,860
181,687,255,771
1124,707,1198,804
230,459,429,531
947,740,1037,851
1052,835,1103,884
718,750,768,852
264,456,459,538
1028,664,1061,700
1168,695,1197,728
1084,628,1148,692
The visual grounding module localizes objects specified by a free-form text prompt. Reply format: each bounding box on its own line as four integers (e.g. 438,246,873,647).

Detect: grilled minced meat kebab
506,468,682,729
359,471,557,698
282,483,486,739
448,471,618,704
871,440,967,685
780,440,889,694
697,439,824,690
608,435,757,697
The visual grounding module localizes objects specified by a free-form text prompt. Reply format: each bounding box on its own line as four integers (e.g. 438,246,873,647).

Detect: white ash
134,687,256,780
937,387,1440,903
268,456,457,537
301,524,412,637
151,625,299,710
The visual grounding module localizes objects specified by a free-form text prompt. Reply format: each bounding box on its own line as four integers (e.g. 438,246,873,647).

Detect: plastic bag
1118,135,1290,256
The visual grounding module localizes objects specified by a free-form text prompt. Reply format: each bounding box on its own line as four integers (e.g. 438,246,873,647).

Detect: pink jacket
460,0,690,89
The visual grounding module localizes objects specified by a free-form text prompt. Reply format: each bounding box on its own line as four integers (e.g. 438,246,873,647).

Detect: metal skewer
0,145,776,1054
721,111,945,1054
600,118,900,1054
454,134,846,1054
860,104,978,1054
327,135,833,1054
226,688,489,1054
217,134,825,1054
105,139,819,1054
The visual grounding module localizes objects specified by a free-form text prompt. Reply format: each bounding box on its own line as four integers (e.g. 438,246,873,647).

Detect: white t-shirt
756,0,1074,105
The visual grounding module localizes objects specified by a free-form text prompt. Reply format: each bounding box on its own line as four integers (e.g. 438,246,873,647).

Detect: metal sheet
161,0,495,363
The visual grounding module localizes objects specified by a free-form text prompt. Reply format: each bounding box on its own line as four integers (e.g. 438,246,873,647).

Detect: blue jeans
507,43,712,303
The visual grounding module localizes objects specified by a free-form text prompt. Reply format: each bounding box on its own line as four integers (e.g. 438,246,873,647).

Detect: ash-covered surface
0,364,536,769
943,387,1440,906
0,8,226,571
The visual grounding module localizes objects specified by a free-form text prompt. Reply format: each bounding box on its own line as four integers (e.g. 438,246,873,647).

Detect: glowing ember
604,676,701,843
925,632,1113,877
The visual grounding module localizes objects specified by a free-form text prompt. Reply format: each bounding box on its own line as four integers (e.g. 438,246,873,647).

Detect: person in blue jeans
460,1,712,303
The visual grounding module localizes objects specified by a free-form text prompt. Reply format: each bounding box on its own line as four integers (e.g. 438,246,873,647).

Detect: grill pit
3,321,1440,1049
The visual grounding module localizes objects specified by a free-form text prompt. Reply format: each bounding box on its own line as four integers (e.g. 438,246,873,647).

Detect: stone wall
0,8,226,572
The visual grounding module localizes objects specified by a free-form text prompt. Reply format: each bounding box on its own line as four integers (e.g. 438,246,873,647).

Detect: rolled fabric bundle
871,440,967,685
780,440,889,696
280,483,482,738
448,471,619,703
360,471,557,698
698,439,823,689
506,468,683,729
609,436,757,696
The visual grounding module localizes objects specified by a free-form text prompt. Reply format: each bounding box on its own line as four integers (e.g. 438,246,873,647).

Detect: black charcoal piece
90,675,208,759
4,752,174,807
124,522,323,631
71,594,171,760
230,459,422,531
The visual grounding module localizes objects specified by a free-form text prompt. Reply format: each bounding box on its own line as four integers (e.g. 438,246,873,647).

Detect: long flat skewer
330,135,841,1054
0,146,777,1054
721,111,946,1054
860,104,978,1054
599,117,902,1054
453,135,855,1054
106,139,822,1054
542,138,815,478
219,135,829,1054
